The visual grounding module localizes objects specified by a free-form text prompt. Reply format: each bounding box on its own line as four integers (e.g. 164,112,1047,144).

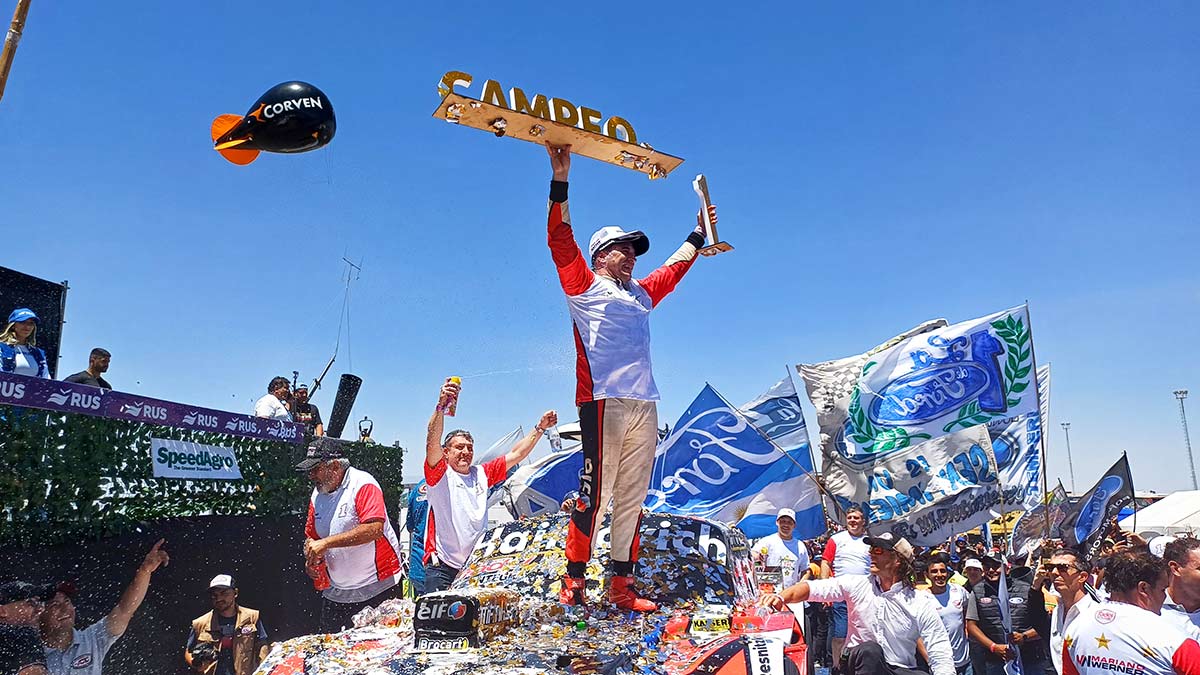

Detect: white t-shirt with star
1063,601,1200,675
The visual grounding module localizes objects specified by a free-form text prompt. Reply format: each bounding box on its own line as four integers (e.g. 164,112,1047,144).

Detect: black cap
294,437,346,472
0,581,54,605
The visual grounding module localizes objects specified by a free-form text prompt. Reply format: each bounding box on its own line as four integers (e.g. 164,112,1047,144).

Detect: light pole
1176,390,1196,490
1061,422,1077,494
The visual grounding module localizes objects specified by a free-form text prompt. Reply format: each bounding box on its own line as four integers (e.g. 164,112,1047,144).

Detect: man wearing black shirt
0,581,51,675
290,385,323,439
63,349,112,390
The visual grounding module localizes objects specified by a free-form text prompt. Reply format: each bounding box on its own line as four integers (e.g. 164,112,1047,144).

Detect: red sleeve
1062,640,1079,675
638,243,699,307
354,483,387,523
305,501,317,539
823,538,837,570
1173,638,1200,675
425,457,448,486
483,456,509,487
547,185,594,296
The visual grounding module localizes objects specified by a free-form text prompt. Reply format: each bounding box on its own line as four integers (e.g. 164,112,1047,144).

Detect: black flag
1060,453,1135,560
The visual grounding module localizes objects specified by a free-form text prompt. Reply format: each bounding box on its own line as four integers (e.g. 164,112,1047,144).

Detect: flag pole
0,0,32,104
1023,300,1053,541
787,364,829,525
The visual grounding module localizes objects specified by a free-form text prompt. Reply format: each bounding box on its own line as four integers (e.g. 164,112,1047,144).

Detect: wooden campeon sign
432,70,684,180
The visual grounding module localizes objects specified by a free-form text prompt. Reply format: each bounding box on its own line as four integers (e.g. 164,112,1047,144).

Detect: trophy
692,174,733,256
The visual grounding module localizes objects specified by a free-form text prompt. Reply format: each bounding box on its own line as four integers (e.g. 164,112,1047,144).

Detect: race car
254,512,806,674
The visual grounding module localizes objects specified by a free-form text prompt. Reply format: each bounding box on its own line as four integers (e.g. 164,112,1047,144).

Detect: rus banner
0,371,304,443
645,384,814,528
823,424,1000,544
799,305,1038,467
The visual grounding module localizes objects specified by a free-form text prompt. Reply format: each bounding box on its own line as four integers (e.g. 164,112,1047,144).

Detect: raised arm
425,379,458,469
545,143,594,296
503,410,558,471
107,539,169,637
637,205,713,307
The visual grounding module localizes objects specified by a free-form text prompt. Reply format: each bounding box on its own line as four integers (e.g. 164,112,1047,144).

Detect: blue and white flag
734,376,825,540
989,364,1051,516
799,305,1039,466
504,447,583,519
645,384,817,533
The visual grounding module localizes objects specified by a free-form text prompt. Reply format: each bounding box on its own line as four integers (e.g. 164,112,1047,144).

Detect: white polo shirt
807,575,955,675
1050,589,1099,675
424,456,507,569
253,394,291,420
306,467,403,603
43,617,121,675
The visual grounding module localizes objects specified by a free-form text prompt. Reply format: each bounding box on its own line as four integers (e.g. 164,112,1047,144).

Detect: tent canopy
1119,490,1200,536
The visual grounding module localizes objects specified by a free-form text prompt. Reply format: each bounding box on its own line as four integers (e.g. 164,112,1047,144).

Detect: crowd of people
750,507,1200,675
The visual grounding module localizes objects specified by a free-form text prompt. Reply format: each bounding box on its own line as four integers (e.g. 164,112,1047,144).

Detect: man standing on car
544,143,716,612
423,378,556,593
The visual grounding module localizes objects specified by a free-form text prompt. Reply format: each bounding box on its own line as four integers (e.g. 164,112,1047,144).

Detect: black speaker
325,374,362,439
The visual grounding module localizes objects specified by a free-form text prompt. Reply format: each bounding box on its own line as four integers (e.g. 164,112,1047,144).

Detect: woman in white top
0,308,49,378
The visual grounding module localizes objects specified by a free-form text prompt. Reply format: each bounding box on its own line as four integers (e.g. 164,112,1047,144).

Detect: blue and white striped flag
645,383,820,538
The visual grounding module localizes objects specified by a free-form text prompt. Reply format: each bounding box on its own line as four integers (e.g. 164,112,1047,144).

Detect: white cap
776,508,797,521
209,574,234,589
588,226,649,260
1150,535,1178,558
963,559,984,571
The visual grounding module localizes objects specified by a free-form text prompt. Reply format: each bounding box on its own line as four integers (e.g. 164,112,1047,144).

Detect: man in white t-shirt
1063,550,1200,675
755,508,812,593
1047,547,1100,675
40,540,170,675
764,532,955,675
253,376,291,420
299,438,404,632
823,506,872,663
923,553,972,675
423,378,557,593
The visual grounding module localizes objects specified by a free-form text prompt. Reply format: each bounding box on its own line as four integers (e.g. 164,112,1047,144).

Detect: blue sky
2,3,1196,491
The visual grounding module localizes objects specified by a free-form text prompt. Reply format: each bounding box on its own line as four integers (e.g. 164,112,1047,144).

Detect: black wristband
686,231,705,249
549,180,569,203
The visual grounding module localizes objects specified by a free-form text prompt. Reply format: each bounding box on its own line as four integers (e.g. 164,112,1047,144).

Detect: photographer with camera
184,575,268,675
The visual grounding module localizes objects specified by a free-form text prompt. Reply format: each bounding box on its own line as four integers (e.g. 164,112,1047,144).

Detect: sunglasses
870,546,894,555
1045,563,1080,573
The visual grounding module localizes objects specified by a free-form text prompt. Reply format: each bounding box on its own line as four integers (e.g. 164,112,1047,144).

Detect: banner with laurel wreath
799,305,1040,469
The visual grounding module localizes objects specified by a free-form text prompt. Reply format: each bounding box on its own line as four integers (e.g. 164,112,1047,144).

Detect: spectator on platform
423,378,557,593
289,384,323,439
63,349,112,389
40,540,170,675
0,581,53,675
0,309,49,379
298,438,404,633
184,575,269,675
253,377,291,420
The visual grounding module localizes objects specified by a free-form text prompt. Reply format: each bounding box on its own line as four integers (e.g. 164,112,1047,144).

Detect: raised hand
140,538,170,573
546,143,571,181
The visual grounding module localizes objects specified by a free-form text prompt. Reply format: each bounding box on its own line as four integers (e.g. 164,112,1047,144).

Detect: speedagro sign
151,438,243,480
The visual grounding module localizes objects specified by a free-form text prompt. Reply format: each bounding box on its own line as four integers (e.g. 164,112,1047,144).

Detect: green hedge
0,405,404,547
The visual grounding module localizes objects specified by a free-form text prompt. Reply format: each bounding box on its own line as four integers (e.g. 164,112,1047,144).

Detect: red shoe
608,575,657,612
560,575,587,605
